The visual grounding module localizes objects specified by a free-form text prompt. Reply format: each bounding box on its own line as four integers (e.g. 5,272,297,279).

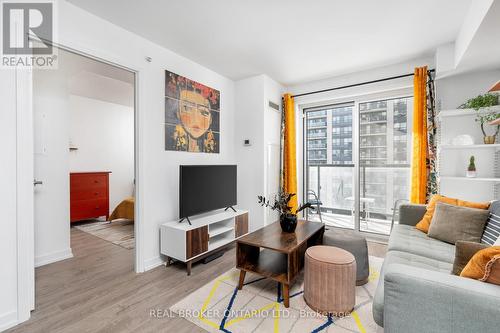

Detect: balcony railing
307,164,410,235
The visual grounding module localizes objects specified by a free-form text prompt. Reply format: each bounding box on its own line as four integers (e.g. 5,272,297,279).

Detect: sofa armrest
384,264,500,333
398,204,426,226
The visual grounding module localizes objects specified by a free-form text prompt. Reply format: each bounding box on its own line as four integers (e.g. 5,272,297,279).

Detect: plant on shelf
459,93,500,144
466,156,477,178
257,192,312,233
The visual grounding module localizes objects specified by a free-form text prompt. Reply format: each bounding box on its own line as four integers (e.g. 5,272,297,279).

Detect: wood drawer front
70,174,108,191
235,213,249,237
70,199,108,221
70,188,107,201
186,226,208,259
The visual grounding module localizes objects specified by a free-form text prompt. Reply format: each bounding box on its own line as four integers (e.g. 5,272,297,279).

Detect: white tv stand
160,209,249,275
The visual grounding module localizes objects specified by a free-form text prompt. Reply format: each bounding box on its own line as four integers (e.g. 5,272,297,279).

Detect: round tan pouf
304,245,356,316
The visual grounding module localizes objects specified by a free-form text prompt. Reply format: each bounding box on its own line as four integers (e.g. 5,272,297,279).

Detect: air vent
268,100,280,111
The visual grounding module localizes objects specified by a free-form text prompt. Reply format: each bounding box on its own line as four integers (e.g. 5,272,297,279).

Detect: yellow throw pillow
415,194,490,233
460,247,500,284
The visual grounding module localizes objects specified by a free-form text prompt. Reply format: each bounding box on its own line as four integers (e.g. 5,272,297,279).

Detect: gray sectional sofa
373,203,500,333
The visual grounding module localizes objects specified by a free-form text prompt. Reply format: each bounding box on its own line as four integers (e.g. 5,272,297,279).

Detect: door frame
16,38,147,322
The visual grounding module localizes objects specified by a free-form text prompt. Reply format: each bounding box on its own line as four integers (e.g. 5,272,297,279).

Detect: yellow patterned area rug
170,256,383,333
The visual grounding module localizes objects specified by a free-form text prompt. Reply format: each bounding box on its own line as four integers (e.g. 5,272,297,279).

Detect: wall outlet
244,139,251,146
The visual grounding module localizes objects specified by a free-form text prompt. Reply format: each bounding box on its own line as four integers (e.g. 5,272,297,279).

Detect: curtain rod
291,68,435,98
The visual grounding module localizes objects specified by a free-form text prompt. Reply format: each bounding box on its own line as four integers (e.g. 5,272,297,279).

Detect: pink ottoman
304,245,356,316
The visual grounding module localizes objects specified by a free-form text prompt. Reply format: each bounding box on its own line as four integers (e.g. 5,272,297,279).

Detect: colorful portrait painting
165,70,220,153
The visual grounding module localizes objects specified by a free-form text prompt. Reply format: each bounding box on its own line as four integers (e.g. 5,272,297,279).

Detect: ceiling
58,48,135,107
67,0,473,86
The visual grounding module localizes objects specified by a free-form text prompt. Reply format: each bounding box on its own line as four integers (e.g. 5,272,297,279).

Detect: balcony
308,144,327,150
308,121,327,128
307,164,410,235
307,132,327,138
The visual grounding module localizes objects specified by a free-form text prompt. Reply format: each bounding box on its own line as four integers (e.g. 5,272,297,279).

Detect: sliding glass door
306,104,355,229
305,96,413,235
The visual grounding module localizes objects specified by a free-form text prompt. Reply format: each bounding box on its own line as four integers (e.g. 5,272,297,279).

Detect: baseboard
0,311,18,332
144,256,164,272
35,248,73,267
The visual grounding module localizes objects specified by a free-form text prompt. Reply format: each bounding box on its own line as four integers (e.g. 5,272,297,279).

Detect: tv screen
179,165,237,218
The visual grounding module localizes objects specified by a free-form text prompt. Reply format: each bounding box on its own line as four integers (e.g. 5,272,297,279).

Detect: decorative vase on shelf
466,156,477,178
280,213,297,233
483,134,497,144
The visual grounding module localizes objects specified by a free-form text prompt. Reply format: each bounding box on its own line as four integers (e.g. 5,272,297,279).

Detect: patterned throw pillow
481,201,500,246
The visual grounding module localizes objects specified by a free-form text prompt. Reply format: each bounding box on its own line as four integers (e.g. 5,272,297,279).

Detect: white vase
466,170,477,178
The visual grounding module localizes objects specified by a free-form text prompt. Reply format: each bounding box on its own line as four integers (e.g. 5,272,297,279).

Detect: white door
33,69,72,267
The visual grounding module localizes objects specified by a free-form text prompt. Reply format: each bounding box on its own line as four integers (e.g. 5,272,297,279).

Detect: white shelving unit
437,106,500,202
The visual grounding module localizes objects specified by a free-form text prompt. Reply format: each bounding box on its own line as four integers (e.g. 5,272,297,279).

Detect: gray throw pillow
428,202,490,244
452,240,489,275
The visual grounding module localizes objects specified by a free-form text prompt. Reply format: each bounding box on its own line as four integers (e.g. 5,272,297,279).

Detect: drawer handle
94,180,99,183
95,206,100,210
94,192,99,196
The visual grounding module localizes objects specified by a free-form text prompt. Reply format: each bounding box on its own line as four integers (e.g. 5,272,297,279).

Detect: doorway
32,46,138,268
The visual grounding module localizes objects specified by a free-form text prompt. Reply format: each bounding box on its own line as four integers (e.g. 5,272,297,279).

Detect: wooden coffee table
236,220,324,308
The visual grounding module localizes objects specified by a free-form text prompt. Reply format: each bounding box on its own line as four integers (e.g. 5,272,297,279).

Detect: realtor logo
1,1,57,68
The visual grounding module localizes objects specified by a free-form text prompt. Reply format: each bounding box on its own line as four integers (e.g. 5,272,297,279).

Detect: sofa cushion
428,202,490,244
452,241,489,275
415,195,490,233
372,250,453,327
388,224,456,263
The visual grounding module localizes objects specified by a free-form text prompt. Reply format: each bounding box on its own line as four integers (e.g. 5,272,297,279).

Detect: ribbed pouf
323,231,369,285
304,246,356,316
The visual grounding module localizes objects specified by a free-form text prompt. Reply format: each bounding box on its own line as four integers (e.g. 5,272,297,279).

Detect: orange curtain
410,67,428,204
283,93,298,213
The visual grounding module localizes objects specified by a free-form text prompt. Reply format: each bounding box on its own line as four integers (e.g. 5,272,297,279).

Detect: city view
306,97,413,234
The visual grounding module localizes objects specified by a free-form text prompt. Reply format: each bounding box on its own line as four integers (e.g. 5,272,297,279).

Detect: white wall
234,75,284,230
235,75,266,230
436,69,500,110
69,95,135,210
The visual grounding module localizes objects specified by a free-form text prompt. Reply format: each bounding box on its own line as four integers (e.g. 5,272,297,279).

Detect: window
305,95,413,235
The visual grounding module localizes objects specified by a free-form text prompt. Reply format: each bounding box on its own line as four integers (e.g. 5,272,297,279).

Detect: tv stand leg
178,217,192,225
187,261,192,276
225,206,237,212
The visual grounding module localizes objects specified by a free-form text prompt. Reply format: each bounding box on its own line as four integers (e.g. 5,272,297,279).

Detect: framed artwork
165,70,220,153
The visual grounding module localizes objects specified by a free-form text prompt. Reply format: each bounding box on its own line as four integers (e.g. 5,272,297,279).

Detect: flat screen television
179,165,237,219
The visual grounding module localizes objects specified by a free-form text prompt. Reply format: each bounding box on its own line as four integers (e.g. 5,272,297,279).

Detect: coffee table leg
238,270,246,290
282,283,290,308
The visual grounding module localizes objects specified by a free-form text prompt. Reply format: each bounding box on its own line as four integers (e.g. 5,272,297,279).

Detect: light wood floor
7,228,387,333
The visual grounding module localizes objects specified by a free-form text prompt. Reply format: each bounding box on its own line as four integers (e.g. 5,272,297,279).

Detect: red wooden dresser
70,172,111,223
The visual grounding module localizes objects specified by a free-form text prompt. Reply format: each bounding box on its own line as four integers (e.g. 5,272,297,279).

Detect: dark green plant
459,93,500,136
258,192,311,216
459,93,498,111
468,156,476,172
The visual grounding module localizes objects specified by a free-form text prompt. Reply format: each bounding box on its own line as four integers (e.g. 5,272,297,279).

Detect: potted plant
459,93,500,144
257,192,312,232
466,156,477,178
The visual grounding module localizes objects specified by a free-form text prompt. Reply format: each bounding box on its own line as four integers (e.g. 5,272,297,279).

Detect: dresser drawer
70,199,108,221
70,188,107,201
70,174,108,191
